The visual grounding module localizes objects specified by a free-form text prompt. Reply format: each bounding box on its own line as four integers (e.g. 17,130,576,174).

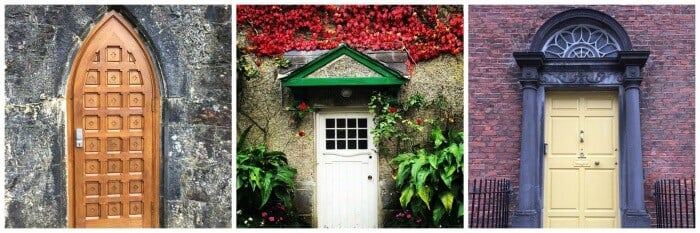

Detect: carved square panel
107,115,122,130
84,116,100,130
84,93,99,108
107,70,121,85
107,180,122,195
129,70,143,85
86,203,100,217
108,202,121,216
85,160,100,174
107,46,121,62
129,115,143,129
129,93,144,107
129,201,143,215
107,93,122,108
107,137,122,152
129,158,143,172
85,70,100,85
85,181,100,195
107,159,122,173
129,137,143,151
85,138,100,152
130,180,143,194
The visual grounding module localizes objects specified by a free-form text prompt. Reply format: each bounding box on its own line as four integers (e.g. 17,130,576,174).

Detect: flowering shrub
368,92,426,157
285,101,314,127
384,209,427,228
237,202,306,228
237,5,463,74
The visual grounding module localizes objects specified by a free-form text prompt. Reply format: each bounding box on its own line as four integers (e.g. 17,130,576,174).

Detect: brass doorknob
368,175,373,180
595,161,600,166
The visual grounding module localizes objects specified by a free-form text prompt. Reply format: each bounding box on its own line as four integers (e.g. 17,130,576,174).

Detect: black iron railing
468,179,511,228
654,178,695,228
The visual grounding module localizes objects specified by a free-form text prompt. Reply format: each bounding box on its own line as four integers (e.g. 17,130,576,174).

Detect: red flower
298,131,306,137
416,118,423,125
389,106,397,113
299,102,308,111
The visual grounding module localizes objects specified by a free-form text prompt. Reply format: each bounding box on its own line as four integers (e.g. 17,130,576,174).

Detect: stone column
619,51,651,228
512,52,544,227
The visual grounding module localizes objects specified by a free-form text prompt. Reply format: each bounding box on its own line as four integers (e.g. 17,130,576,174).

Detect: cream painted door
316,111,378,228
544,92,619,228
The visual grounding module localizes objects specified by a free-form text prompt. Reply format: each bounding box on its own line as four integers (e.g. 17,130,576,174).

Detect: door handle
367,175,373,180
579,130,584,143
76,128,84,148
594,161,600,166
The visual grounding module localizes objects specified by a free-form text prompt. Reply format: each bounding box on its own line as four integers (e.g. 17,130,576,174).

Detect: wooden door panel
545,92,618,228
68,11,159,228
584,169,616,211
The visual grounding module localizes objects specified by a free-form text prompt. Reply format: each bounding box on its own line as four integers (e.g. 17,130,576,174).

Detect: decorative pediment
280,44,407,87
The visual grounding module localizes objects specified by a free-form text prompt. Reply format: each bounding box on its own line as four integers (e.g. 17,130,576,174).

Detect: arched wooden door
67,11,160,228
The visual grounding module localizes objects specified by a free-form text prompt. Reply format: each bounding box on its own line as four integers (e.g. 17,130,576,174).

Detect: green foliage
237,54,261,79
237,126,303,227
274,57,291,68
368,92,425,156
391,129,463,227
370,91,463,228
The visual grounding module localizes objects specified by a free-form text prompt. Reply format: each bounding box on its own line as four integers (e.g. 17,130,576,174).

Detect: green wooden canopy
280,44,408,87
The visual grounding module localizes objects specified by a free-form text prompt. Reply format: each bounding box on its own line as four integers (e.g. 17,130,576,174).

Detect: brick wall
468,5,695,226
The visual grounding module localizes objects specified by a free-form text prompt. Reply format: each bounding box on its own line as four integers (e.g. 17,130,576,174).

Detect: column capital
513,52,544,88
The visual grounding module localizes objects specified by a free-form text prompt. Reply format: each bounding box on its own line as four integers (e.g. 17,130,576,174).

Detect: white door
316,111,378,228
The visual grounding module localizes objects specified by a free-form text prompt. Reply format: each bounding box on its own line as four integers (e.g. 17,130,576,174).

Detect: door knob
595,161,600,166
368,175,373,180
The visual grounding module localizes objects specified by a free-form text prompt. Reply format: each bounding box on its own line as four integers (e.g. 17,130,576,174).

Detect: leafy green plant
237,126,304,227
368,92,425,157
391,128,464,227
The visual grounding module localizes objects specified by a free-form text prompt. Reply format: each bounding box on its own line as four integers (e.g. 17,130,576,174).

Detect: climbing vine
237,5,463,71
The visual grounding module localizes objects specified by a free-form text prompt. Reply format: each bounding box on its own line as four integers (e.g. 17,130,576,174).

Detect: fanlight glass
542,24,621,58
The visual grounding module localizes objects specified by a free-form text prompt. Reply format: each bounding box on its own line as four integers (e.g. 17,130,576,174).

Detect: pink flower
261,212,268,217
299,102,308,111
268,216,275,222
279,205,285,211
406,214,412,219
416,218,422,223
279,217,284,221
396,212,404,218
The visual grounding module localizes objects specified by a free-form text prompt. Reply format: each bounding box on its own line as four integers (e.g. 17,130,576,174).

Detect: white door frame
315,108,379,228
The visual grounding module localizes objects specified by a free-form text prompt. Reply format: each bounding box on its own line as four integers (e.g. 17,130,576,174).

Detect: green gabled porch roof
279,44,409,87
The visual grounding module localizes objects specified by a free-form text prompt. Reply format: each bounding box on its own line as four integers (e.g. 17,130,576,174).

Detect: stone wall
5,5,232,227
468,5,694,226
236,50,463,226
